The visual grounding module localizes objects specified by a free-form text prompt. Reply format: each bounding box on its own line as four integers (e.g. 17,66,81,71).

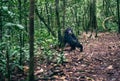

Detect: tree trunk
62,0,66,28
18,0,23,66
24,0,28,32
45,0,50,30
117,0,120,33
50,5,53,29
55,0,62,47
6,46,10,81
0,2,2,40
89,0,97,37
29,0,35,80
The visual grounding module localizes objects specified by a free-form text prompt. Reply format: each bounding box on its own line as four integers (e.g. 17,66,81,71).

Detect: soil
13,32,120,81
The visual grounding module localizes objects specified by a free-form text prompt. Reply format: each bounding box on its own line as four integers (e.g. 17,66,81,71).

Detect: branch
102,16,114,30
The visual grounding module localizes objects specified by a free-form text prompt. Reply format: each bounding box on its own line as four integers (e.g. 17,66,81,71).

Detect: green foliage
42,49,55,62
35,28,57,48
0,21,27,79
34,27,66,64
0,42,6,77
4,23,24,30
0,36,29,79
56,52,66,64
40,48,66,64
0,0,119,80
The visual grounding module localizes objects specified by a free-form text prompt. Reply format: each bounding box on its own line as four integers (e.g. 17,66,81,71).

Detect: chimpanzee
63,28,83,52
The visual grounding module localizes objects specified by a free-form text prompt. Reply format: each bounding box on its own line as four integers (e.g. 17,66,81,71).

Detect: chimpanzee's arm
71,34,78,42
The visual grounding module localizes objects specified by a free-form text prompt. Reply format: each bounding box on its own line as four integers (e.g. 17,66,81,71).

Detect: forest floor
12,32,120,81
34,32,120,81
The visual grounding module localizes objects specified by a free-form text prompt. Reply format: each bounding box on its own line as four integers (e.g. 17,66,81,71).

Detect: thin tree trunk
55,0,62,47
89,0,97,37
74,0,78,27
0,2,2,40
18,0,23,66
24,0,28,32
45,0,50,30
117,0,120,33
93,0,97,37
29,0,35,80
50,5,53,29
6,46,10,81
62,0,66,28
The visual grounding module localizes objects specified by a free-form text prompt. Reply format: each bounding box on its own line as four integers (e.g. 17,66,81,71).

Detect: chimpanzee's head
64,28,73,35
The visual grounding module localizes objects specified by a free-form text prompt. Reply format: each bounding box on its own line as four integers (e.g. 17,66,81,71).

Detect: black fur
63,28,83,52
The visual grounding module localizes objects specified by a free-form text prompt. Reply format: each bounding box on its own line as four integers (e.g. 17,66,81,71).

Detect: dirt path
35,33,120,81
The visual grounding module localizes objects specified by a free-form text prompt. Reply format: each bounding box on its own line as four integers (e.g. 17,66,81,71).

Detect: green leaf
46,39,53,42
4,23,15,27
2,6,8,11
4,23,24,30
16,24,24,30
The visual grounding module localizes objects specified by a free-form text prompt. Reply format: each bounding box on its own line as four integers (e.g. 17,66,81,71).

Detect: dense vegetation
0,0,120,81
